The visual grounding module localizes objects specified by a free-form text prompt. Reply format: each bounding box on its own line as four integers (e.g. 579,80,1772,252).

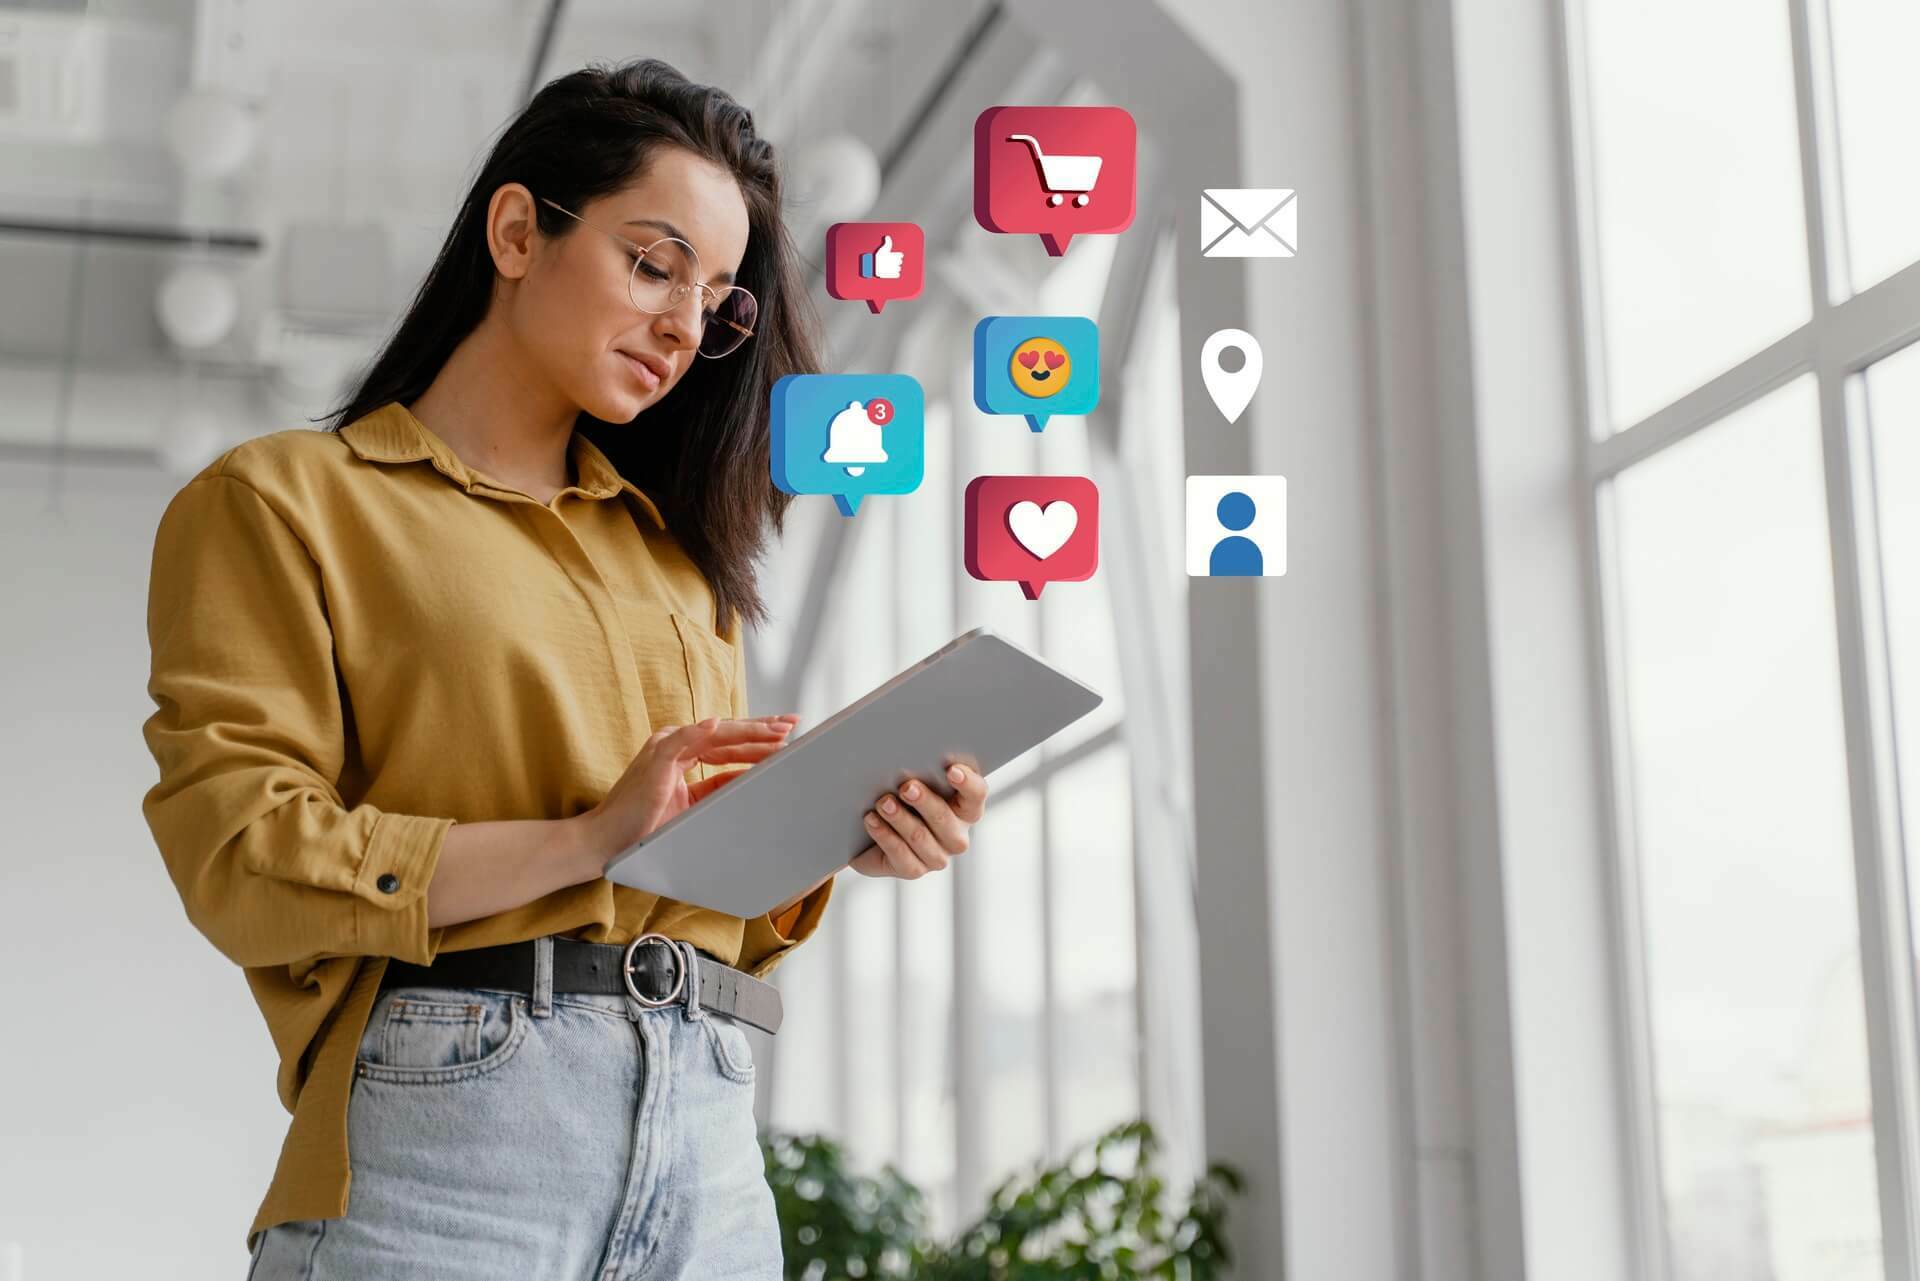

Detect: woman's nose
650,293,702,354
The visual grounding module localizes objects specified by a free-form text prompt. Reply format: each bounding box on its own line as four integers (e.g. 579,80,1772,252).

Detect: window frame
1559,0,1920,1275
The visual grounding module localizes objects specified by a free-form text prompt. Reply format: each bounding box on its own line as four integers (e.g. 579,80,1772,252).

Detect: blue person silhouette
1208,490,1263,576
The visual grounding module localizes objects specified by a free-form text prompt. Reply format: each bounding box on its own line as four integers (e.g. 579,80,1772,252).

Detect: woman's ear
485,182,539,281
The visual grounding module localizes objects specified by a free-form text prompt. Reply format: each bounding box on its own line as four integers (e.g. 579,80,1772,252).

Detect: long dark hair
323,58,818,634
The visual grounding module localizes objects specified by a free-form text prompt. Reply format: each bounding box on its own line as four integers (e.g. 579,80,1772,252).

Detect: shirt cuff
738,874,836,980
352,811,455,965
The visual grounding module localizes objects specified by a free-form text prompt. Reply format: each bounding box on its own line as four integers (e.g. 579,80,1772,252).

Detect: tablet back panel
603,628,1102,917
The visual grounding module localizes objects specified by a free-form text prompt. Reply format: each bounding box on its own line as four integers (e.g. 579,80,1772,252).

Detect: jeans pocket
356,987,529,1085
243,1225,266,1280
701,1013,757,1084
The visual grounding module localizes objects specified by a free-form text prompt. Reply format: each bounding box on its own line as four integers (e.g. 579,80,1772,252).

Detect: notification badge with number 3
825,222,925,314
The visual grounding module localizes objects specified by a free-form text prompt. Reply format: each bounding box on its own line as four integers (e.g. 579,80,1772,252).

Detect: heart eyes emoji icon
1008,336,1072,398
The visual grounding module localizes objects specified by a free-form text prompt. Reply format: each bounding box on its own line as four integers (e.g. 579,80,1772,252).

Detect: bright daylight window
1569,0,1920,1278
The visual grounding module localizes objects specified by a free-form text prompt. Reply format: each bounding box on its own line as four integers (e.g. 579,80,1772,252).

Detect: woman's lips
619,350,662,392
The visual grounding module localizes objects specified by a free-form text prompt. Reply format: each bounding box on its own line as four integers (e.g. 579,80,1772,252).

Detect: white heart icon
1007,499,1078,559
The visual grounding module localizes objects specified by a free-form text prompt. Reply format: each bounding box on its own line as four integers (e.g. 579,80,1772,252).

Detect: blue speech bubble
972,315,1100,431
771,373,925,517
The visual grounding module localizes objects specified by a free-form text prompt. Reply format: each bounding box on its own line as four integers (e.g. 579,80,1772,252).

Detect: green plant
761,1118,1246,1281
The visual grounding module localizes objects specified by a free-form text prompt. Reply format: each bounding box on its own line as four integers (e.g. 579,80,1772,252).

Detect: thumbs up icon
826,222,924,313
860,234,905,280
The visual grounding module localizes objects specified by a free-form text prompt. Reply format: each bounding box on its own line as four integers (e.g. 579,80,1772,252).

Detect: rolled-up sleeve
140,467,453,971
725,611,832,979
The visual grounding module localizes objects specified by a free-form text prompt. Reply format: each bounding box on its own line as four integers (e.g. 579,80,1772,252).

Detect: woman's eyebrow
623,216,684,239
622,217,736,285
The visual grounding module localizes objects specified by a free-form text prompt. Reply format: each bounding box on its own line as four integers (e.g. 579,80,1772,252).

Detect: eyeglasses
538,197,758,359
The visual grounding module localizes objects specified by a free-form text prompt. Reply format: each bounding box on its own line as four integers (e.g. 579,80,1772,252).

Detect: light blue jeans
245,938,783,1280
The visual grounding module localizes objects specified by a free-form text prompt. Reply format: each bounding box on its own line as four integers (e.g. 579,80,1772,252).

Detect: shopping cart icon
975,105,1135,255
1006,133,1102,207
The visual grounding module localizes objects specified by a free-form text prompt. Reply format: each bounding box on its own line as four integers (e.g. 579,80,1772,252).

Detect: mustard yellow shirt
138,400,833,1253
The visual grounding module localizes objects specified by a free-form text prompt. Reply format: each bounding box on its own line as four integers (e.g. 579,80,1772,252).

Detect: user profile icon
1185,474,1285,577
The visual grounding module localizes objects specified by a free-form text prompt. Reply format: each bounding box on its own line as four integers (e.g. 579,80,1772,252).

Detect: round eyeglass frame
537,196,756,358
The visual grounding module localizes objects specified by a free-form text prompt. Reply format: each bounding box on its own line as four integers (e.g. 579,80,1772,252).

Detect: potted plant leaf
762,1118,1245,1280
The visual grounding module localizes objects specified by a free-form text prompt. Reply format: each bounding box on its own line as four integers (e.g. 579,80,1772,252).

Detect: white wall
0,458,290,1279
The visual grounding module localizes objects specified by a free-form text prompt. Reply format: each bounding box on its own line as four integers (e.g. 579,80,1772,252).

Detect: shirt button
376,873,401,894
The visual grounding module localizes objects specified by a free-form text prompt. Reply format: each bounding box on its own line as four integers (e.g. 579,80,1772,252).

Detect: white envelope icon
1201,188,1297,257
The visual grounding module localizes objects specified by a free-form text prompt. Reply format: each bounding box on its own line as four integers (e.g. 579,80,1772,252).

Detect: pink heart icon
1043,350,1065,369
1017,350,1040,368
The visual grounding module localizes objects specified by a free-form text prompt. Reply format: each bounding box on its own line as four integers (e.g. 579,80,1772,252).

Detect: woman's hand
762,759,989,918
851,759,989,881
579,714,799,872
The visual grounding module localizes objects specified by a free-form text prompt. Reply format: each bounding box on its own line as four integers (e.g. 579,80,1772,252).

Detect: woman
139,59,987,1279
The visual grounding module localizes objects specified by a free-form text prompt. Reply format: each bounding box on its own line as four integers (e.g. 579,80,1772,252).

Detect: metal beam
0,217,262,252
520,0,566,106
1788,0,1920,1273
877,3,1005,178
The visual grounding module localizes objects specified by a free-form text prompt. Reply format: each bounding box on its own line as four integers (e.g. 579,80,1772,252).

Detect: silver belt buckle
621,932,687,1008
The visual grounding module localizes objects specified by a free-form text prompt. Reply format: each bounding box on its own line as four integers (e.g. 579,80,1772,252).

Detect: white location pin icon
1201,328,1263,424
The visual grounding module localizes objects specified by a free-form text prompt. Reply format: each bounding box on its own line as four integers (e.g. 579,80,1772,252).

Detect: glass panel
840,874,899,1171
1577,0,1809,429
1039,420,1125,755
893,310,962,1230
1609,376,1881,1280
1046,746,1138,1149
1863,342,1920,1018
769,651,846,1136
970,787,1047,1199
766,916,838,1135
1826,0,1920,295
899,862,957,1233
834,501,899,1171
957,358,1043,788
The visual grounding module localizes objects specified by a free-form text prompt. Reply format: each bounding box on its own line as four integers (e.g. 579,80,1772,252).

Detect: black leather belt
377,933,782,1036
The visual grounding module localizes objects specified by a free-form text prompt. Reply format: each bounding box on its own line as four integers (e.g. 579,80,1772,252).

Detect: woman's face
505,147,752,424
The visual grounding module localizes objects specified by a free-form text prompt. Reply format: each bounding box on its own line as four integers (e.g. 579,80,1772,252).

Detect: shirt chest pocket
620,604,739,737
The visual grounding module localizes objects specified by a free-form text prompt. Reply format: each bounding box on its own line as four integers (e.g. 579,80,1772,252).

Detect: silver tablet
603,626,1104,917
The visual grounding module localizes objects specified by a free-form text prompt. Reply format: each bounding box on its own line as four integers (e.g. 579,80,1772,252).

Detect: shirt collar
341,401,667,530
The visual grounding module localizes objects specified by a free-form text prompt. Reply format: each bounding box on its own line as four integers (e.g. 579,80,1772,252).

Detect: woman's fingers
867,794,949,874
942,760,989,823
858,813,933,877
657,717,790,763
694,737,794,765
891,778,970,855
848,844,893,877
686,770,745,803
692,745,786,766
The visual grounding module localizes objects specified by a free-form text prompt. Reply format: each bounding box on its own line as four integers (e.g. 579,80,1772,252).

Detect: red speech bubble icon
825,222,925,314
964,475,1100,599
973,106,1136,256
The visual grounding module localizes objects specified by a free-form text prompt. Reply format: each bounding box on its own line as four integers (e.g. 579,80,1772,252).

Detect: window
1608,378,1876,1279
1577,0,1808,431
1566,0,1920,1276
